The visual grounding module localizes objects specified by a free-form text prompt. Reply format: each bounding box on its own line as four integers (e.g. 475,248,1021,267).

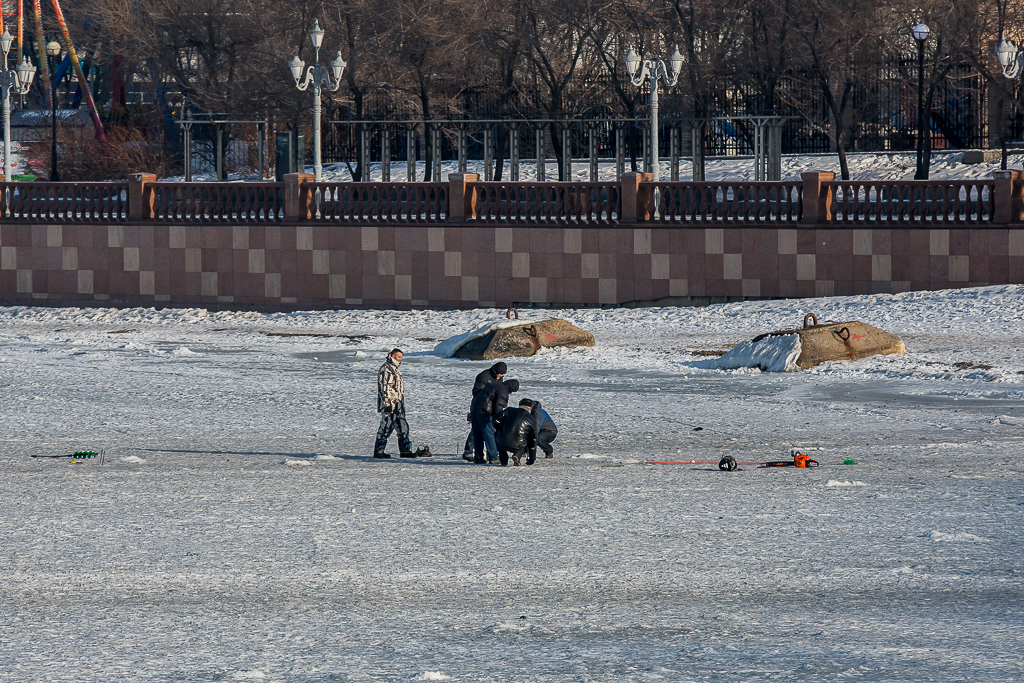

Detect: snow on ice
1,284,1023,681
714,332,801,372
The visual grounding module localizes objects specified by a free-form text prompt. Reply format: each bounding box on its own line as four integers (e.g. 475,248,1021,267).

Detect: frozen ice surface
1,286,1023,681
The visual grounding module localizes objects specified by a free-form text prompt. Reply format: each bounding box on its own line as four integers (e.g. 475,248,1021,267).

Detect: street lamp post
996,37,1024,169
46,41,61,182
913,23,931,180
625,46,682,181
0,29,36,182
289,20,346,182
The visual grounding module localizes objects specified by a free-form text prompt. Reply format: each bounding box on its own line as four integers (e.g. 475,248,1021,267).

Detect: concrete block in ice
435,318,595,360
718,317,906,371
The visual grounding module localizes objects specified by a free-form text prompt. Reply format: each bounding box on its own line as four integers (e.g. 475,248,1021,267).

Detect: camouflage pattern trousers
374,401,412,455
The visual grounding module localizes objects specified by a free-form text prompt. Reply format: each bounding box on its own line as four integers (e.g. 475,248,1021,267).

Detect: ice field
1,286,1023,681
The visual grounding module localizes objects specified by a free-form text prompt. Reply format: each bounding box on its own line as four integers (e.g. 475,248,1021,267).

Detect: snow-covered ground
2,286,1023,681
173,149,1013,184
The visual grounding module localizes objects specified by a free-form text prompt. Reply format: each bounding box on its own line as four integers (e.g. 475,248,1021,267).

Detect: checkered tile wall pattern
2,223,1023,308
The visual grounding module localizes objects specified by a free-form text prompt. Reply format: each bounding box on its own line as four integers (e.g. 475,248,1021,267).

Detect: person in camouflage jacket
374,348,413,458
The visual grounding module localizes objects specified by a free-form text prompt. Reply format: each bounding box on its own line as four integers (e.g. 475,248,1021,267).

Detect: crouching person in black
469,378,519,464
492,398,539,466
521,398,558,459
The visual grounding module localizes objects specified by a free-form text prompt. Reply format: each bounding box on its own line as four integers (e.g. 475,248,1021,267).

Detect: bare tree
789,0,882,179
525,0,602,179
377,0,487,179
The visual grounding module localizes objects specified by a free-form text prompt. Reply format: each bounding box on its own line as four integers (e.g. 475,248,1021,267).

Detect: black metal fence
322,57,1002,164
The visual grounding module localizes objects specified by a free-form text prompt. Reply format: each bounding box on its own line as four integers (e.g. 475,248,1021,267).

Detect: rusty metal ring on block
803,313,818,328
506,307,519,320
834,326,851,341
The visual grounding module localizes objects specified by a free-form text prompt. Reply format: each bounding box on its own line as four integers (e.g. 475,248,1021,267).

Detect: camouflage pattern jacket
377,356,404,413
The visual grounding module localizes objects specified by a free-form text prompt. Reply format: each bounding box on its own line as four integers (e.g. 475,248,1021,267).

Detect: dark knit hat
504,379,520,393
491,362,508,375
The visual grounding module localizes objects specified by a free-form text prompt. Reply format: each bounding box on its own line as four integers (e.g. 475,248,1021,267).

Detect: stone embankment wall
2,222,1022,309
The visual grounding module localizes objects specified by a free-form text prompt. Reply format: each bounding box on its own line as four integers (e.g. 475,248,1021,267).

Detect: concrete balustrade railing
646,179,804,224
824,180,994,224
1,170,1023,225
310,181,448,223
0,181,129,222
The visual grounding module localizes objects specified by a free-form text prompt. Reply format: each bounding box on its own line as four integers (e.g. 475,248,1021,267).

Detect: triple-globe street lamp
0,29,36,182
625,46,683,182
289,20,347,182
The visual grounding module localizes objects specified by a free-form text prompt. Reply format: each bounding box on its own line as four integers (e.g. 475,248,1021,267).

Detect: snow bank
714,333,801,373
826,479,868,487
414,673,450,681
117,456,146,464
174,151,1003,185
432,318,541,358
281,459,313,467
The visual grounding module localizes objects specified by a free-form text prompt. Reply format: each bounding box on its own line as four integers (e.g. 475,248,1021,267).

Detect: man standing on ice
374,348,415,459
469,378,519,464
461,362,507,461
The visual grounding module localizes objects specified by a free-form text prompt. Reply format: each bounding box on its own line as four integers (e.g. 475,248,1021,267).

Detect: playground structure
1,0,104,141
177,113,270,182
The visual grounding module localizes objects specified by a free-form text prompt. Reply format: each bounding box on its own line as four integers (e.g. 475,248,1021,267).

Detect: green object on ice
73,451,97,458
843,458,857,465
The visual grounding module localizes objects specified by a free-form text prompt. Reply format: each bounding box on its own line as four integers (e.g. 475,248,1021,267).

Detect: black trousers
538,428,557,455
374,401,412,455
498,447,536,466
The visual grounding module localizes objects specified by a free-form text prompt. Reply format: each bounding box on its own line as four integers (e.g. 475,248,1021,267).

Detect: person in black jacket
492,401,539,466
461,363,507,461
521,398,558,458
469,378,519,464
